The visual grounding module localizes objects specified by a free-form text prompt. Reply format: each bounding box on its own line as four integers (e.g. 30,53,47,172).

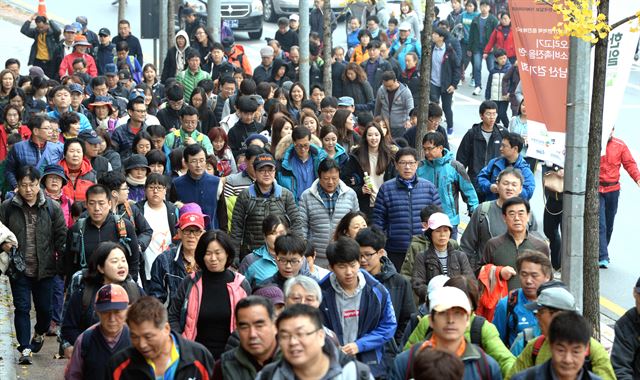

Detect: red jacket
599,137,640,193
0,125,31,160
484,25,516,58
226,45,252,76
60,157,97,202
58,52,98,78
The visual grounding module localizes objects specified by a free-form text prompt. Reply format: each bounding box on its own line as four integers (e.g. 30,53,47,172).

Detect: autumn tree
542,0,640,338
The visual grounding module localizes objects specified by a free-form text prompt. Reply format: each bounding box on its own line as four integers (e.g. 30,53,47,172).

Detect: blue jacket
276,143,328,201
476,154,535,201
172,172,221,230
323,142,349,169
147,244,187,304
492,288,538,347
417,149,479,226
111,120,147,160
96,43,116,75
237,244,277,287
320,270,397,378
47,108,92,132
391,339,503,380
390,37,422,71
6,139,64,189
373,176,441,254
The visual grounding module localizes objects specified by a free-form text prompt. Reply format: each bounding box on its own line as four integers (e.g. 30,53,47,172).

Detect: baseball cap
260,46,275,58
237,95,259,113
78,129,102,145
429,286,471,313
254,285,285,306
278,17,289,26
104,63,118,76
636,277,640,293
182,7,195,16
525,281,577,312
68,83,83,94
75,16,88,27
73,34,92,47
94,284,129,313
338,96,355,107
426,274,450,305
289,14,299,21
399,22,412,31
253,153,276,170
98,27,111,36
29,66,49,80
128,89,145,101
64,24,77,33
427,212,453,231
178,212,206,230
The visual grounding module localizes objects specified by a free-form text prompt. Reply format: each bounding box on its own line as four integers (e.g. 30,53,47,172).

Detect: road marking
599,296,626,317
454,92,482,106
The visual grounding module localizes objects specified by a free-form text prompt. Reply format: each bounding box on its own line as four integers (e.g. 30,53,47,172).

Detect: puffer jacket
147,244,187,304
299,179,360,265
374,256,416,343
456,122,506,190
485,60,513,101
417,149,479,226
341,150,397,218
374,82,414,133
477,154,535,201
168,270,250,340
60,157,97,202
0,191,67,280
5,139,64,189
230,183,302,258
411,243,473,303
226,45,252,75
373,176,441,254
276,143,328,201
611,307,640,379
389,36,422,71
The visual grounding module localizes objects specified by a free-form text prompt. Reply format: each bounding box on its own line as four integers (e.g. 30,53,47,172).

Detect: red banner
508,0,569,133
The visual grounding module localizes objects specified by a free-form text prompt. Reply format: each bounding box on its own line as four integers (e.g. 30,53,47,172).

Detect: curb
0,275,16,380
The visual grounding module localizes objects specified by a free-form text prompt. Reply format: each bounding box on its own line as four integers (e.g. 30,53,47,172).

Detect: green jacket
164,128,214,155
506,337,615,380
404,313,515,376
176,68,211,101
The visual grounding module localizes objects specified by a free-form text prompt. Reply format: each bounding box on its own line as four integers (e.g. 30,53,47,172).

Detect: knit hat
124,154,151,173
94,284,129,312
41,164,68,186
254,285,285,305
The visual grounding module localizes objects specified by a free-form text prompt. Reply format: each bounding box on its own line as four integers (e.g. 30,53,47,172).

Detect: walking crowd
0,0,638,379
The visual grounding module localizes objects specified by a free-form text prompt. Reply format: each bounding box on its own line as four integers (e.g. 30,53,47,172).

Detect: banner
508,0,569,166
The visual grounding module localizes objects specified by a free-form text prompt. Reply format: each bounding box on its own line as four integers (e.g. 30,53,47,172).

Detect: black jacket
274,29,299,52
360,57,393,94
343,80,375,112
157,104,185,133
107,332,214,380
331,61,347,98
112,33,143,63
431,43,461,93
456,122,506,189
64,213,140,281
147,244,187,304
310,7,337,36
20,20,61,64
116,202,154,252
0,192,67,280
228,120,262,159
340,151,396,218
96,43,116,75
401,68,421,106
611,307,640,379
90,155,111,179
373,256,416,343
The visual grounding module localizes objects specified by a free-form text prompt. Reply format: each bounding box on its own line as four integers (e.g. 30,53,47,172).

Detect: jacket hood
228,44,246,58
175,30,191,51
274,133,322,160
425,148,454,167
377,255,398,281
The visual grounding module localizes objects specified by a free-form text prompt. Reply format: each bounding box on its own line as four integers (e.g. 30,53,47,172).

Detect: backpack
172,129,204,149
73,214,133,269
239,185,290,251
527,335,592,380
405,338,491,380
504,288,520,344
259,353,371,380
424,315,486,349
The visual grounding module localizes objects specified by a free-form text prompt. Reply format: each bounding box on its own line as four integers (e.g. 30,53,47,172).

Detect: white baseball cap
429,286,471,314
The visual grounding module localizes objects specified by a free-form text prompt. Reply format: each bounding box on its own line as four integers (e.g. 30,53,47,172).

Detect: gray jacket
374,82,414,133
299,180,359,267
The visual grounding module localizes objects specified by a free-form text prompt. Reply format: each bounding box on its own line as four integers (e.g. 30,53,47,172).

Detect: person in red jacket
483,12,516,64
598,127,640,268
58,35,98,79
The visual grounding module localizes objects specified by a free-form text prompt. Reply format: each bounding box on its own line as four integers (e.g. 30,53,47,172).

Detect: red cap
94,284,129,312
179,212,206,230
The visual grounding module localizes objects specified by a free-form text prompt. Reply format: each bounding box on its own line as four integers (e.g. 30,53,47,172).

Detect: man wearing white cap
389,22,421,71
253,46,275,85
391,286,502,380
289,14,300,34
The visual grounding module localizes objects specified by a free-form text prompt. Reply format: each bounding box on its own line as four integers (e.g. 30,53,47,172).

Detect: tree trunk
168,0,176,49
583,0,609,340
118,0,126,21
322,0,333,95
416,0,434,158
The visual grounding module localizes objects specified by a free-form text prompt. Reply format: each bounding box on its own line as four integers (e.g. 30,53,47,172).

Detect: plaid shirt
317,183,340,217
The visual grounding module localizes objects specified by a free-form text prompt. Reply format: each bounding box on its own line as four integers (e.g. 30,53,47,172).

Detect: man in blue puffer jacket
373,147,441,270
417,132,479,239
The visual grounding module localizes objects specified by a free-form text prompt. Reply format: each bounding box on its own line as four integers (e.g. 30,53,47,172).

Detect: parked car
262,0,348,22
180,0,264,40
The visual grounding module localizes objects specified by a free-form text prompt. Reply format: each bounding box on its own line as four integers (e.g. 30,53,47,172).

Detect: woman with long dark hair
0,69,16,109
331,109,360,154
270,115,294,156
333,211,369,240
208,127,237,176
286,82,307,122
189,86,217,135
342,122,396,216
142,63,165,103
320,124,348,168
342,63,375,112
168,230,251,359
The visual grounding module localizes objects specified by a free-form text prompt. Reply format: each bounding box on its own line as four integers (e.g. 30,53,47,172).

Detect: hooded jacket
161,30,191,83
276,143,328,201
147,244,187,304
0,191,67,280
389,36,422,71
417,149,479,225
373,256,416,343
611,307,640,379
484,24,516,58
374,82,414,132
477,153,536,201
226,44,252,75
60,157,97,202
299,179,360,264
456,122,506,190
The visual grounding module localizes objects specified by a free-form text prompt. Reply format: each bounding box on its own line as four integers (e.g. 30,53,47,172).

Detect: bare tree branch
610,13,640,30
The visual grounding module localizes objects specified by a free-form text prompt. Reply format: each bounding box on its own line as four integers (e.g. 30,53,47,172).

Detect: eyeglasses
360,251,378,260
147,185,166,192
397,161,417,167
294,143,310,150
423,146,438,152
182,229,203,237
278,329,320,343
19,182,39,190
188,158,206,165
506,210,528,220
276,257,302,266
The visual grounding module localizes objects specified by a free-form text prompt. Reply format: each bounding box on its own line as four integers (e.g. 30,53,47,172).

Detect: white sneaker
19,348,32,365
472,87,482,96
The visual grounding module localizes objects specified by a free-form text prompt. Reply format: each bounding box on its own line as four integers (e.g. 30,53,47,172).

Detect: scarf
176,48,187,72
126,174,146,186
44,189,62,201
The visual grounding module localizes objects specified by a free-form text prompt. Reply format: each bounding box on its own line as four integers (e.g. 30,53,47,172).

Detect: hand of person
64,345,74,359
500,266,517,280
30,13,38,21
1,242,13,252
342,342,359,356
362,185,372,195
447,85,455,94
490,184,498,194
404,120,412,129
482,53,488,60
467,51,472,57
184,136,195,146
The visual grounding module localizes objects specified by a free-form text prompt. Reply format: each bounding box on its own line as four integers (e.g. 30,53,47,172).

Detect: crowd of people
0,0,638,379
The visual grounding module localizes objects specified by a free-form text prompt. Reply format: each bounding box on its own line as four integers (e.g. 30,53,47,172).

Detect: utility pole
299,0,310,94
159,0,168,73
208,0,221,42
118,0,126,21
561,35,591,313
168,0,176,49
321,0,333,95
